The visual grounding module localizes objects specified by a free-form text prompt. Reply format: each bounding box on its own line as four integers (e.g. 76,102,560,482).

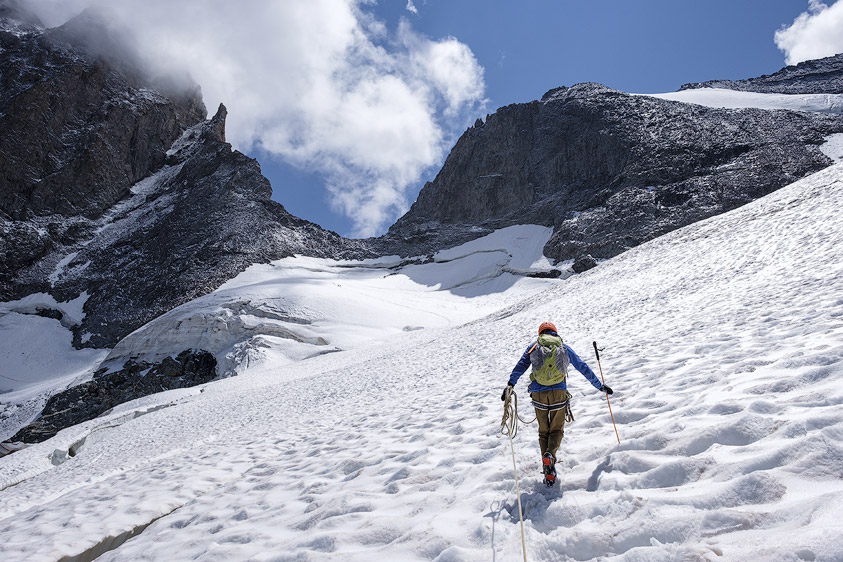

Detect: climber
502,322,613,487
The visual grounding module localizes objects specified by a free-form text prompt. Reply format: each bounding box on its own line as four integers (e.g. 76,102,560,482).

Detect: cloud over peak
775,0,843,65
31,0,486,237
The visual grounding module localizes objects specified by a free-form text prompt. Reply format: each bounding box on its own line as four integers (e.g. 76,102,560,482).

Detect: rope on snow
500,386,530,562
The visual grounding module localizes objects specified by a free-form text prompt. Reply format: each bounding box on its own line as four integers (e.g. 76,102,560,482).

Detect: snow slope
0,293,109,439
1,163,843,561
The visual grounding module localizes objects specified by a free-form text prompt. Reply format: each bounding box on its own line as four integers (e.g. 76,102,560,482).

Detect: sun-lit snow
1,160,842,560
638,87,843,114
0,291,102,396
820,132,843,162
97,225,559,376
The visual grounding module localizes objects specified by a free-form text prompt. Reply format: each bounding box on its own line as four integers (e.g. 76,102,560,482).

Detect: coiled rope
500,387,533,562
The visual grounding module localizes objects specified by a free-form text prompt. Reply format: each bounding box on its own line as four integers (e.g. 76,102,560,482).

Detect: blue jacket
509,331,603,393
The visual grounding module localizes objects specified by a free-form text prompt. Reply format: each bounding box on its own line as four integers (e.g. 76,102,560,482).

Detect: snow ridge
640,88,843,113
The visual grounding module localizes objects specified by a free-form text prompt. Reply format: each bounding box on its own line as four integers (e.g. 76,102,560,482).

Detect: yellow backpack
528,333,570,386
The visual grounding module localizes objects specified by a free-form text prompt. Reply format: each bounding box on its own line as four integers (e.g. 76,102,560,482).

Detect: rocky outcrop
387,81,843,263
0,9,205,220
10,349,217,444
15,104,375,348
1,11,375,347
0,8,206,301
680,52,843,94
572,254,597,273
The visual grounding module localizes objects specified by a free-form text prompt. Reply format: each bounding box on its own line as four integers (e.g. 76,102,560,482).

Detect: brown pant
531,388,569,459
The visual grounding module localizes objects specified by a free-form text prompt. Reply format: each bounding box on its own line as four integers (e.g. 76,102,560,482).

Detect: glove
600,385,614,395
501,382,514,401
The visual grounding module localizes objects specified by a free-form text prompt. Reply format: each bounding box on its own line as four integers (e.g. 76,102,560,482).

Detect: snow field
99,225,559,376
640,88,843,114
1,163,843,560
820,133,843,162
0,292,108,440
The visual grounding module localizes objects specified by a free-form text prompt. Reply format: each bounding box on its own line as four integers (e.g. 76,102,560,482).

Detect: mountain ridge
3,9,843,445
679,51,843,94
386,80,843,263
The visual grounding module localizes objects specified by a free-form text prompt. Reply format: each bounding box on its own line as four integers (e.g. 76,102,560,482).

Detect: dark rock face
10,350,217,444
387,81,843,263
1,12,374,346
21,105,375,348
0,9,206,302
680,52,843,94
0,10,206,220
572,254,597,273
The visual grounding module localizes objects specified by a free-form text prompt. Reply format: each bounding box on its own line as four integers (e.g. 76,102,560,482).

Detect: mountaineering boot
542,452,556,487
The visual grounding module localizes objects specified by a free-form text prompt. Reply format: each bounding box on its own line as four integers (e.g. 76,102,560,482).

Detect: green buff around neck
538,333,562,347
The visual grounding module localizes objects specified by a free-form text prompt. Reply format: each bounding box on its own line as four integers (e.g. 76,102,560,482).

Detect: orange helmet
538,321,557,335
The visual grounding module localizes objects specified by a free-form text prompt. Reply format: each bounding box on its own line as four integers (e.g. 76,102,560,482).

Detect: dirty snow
1,163,843,561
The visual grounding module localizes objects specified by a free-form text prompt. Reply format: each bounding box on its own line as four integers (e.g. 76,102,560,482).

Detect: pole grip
592,340,600,361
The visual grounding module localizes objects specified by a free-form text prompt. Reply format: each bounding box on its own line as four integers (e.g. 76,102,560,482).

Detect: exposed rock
680,52,843,94
33,104,375,348
572,254,597,273
528,269,562,279
0,9,206,221
1,12,376,346
387,81,843,262
0,9,206,301
10,349,217,444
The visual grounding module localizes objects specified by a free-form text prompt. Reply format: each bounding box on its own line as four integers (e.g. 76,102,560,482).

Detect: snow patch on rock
640,88,843,114
820,133,843,162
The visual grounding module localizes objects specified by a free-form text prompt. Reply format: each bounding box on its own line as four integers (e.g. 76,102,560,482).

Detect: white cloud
775,0,843,65
406,1,418,15
29,0,485,237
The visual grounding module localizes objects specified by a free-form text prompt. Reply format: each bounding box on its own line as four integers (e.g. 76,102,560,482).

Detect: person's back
503,321,613,487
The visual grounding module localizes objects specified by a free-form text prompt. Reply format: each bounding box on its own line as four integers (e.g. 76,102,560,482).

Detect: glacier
0,158,841,560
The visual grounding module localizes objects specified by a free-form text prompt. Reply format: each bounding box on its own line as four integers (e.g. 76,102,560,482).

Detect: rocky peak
0,7,207,221
0,7,208,300
680,52,843,94
165,103,228,165
207,103,227,142
0,0,43,32
387,72,843,262
29,99,375,348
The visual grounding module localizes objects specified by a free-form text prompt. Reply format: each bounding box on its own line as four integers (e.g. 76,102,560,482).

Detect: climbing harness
500,386,531,562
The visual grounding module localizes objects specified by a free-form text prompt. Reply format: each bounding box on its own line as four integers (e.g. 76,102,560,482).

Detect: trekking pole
593,341,620,444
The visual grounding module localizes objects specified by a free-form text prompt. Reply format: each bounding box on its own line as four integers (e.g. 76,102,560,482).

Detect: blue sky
257,0,827,237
